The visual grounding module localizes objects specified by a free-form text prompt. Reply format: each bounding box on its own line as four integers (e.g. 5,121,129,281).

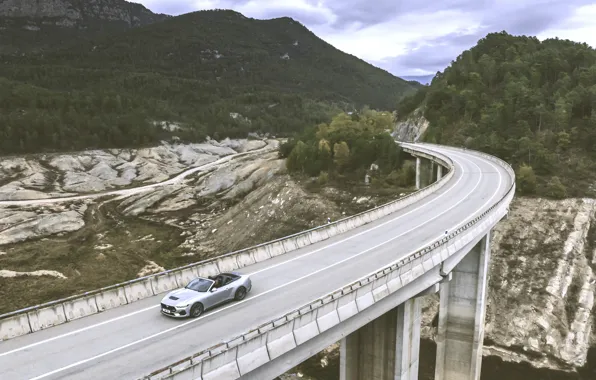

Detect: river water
289,339,596,380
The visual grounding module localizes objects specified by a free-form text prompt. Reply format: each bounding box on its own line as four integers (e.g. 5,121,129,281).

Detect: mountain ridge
0,0,169,53
0,8,418,154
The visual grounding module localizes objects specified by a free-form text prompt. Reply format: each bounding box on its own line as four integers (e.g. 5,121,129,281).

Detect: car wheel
190,303,204,318
234,287,247,301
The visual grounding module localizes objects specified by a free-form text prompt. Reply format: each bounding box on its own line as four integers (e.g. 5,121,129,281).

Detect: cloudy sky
135,0,596,81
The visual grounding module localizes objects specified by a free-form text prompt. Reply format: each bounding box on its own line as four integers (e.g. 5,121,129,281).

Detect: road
0,145,513,380
0,142,275,207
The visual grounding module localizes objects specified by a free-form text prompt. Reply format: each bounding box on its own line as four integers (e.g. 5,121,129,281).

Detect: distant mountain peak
0,0,169,53
0,0,169,24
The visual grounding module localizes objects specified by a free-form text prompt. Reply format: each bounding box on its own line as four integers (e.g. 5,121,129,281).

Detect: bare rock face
0,0,169,28
0,206,86,246
393,107,429,142
421,197,596,371
0,138,268,200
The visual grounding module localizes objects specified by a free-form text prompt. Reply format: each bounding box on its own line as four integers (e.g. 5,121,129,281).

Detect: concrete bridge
0,142,515,380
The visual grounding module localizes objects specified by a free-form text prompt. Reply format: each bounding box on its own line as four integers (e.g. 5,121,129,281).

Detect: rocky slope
0,139,383,312
393,107,428,142
0,0,168,26
485,197,596,369
0,0,169,53
0,137,267,200
420,197,596,371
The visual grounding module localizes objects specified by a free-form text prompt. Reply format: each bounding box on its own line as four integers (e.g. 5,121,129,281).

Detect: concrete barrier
235,251,256,269
216,255,239,273
236,335,270,375
281,238,298,253
196,262,220,278
293,234,311,249
151,272,180,295
0,314,31,340
28,304,67,332
95,287,128,312
267,241,286,257
124,278,155,303
266,321,297,360
63,295,99,321
0,143,457,341
201,348,241,380
141,153,515,380
174,267,198,288
250,246,270,263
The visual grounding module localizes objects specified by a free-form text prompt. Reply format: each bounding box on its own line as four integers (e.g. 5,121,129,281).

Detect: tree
333,141,350,171
546,176,567,199
517,164,537,195
318,138,332,170
287,140,308,172
556,131,570,151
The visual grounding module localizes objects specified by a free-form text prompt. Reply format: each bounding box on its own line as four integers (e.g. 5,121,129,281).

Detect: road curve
0,142,276,207
0,144,513,380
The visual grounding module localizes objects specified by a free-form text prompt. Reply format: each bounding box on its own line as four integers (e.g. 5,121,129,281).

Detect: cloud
134,0,596,77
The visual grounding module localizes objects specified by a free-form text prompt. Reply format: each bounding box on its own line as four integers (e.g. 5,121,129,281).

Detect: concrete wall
142,160,515,380
0,144,453,342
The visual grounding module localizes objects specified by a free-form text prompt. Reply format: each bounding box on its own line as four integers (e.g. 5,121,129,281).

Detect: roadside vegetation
279,109,416,191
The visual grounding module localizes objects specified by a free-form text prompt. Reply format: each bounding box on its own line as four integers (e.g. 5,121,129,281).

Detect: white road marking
26,153,494,380
0,305,158,357
344,150,504,287
0,151,466,358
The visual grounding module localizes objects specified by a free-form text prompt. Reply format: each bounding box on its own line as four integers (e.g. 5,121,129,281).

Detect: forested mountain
397,31,596,198
0,8,418,154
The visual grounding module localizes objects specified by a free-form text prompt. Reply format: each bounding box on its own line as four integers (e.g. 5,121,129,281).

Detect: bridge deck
0,145,512,380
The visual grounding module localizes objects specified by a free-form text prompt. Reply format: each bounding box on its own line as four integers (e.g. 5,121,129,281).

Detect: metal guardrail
0,143,454,331
139,144,516,379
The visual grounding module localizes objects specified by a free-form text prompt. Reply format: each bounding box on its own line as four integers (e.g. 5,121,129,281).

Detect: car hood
161,288,204,306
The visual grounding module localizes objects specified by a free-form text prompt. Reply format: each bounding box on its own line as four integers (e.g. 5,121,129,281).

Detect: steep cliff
0,0,169,52
393,107,429,142
421,197,596,371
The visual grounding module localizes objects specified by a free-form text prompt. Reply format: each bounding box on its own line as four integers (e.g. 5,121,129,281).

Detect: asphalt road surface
0,145,513,380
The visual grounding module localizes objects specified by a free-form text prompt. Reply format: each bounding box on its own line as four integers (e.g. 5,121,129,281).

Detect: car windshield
185,278,212,292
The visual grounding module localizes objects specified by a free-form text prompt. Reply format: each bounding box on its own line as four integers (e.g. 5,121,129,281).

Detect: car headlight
175,305,189,309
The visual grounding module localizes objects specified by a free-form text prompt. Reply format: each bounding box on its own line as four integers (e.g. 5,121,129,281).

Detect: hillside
0,9,419,154
0,0,170,54
396,31,596,198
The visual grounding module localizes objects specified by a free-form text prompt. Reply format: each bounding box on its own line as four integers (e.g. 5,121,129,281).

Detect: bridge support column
430,162,435,183
437,165,443,180
415,157,421,189
340,297,423,380
435,231,491,380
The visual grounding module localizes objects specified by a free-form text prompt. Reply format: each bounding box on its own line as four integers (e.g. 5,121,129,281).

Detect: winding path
0,142,276,207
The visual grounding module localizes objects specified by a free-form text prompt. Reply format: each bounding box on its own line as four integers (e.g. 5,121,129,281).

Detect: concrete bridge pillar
340,288,437,380
435,232,491,380
415,157,421,190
